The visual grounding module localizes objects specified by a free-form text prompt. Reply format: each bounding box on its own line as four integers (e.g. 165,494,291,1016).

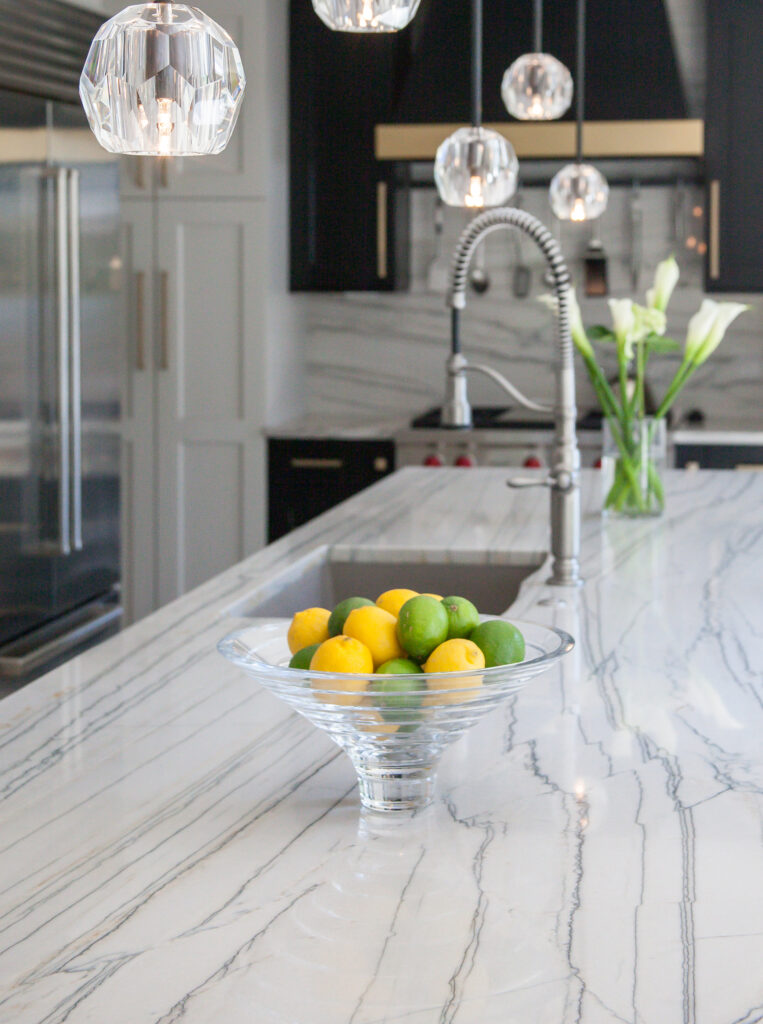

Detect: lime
441,595,480,639
396,595,449,663
328,596,374,637
288,643,321,671
469,619,525,668
376,657,422,676
375,667,426,730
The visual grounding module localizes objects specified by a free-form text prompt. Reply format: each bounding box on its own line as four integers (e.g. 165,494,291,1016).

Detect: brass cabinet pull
134,271,146,370
376,180,388,280
290,457,344,469
709,179,721,279
158,270,169,370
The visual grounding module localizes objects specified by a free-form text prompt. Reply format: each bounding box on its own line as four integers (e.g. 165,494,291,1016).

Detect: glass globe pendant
549,163,609,221
548,0,607,221
434,0,518,209
80,2,245,156
311,0,422,32
501,52,573,121
435,126,518,209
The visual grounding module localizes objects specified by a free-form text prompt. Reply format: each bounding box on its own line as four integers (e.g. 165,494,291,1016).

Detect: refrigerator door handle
54,167,71,555
68,168,83,551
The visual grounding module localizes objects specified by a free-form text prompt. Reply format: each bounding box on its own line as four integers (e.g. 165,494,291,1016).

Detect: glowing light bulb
464,175,485,208
156,97,174,154
570,197,586,222
358,0,378,27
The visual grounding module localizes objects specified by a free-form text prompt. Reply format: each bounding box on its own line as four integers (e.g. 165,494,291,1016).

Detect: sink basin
227,547,547,618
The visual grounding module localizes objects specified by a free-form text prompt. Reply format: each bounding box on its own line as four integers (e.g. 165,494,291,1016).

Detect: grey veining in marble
1,469,762,1023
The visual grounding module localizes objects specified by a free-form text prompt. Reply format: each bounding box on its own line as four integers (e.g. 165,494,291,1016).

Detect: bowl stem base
353,760,437,812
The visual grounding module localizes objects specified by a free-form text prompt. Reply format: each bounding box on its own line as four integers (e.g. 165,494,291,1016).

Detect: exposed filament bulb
464,174,485,208
357,0,379,27
156,97,174,153
570,197,587,222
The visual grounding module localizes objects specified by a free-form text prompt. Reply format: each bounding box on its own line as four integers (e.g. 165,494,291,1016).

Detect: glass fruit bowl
218,619,574,811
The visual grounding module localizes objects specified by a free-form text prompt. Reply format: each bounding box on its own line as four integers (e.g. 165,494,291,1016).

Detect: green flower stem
654,358,696,420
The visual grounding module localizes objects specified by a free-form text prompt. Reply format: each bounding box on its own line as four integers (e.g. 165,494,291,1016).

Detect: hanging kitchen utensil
629,182,643,292
426,196,449,293
583,225,608,296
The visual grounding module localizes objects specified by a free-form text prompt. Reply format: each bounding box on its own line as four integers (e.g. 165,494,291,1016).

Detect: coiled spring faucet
443,206,582,587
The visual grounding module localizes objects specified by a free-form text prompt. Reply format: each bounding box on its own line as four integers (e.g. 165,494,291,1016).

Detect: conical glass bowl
218,619,573,811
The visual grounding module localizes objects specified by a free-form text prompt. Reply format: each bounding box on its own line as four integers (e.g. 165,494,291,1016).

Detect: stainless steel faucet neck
444,206,582,587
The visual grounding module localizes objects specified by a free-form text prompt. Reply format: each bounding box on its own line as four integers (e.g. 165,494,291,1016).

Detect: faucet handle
506,475,554,489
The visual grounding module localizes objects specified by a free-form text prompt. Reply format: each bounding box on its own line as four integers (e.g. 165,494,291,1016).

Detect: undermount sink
227,547,547,619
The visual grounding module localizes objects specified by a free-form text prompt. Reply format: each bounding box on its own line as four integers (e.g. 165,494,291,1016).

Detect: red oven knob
455,455,475,467
423,454,443,467
523,455,543,468
593,457,603,469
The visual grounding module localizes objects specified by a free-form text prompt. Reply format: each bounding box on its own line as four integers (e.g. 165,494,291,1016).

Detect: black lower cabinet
673,443,763,470
268,438,396,543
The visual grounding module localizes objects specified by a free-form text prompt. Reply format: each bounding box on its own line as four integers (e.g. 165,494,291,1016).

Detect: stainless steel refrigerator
0,14,123,686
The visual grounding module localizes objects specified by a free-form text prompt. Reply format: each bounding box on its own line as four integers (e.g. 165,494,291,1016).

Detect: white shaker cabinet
121,199,268,622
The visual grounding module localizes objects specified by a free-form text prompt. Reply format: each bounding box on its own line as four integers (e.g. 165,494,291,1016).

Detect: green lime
288,643,321,671
328,596,374,637
396,595,449,663
375,671,426,730
376,657,422,676
469,619,525,668
441,595,480,639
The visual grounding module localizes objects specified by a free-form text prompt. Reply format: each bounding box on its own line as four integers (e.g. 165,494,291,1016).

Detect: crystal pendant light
311,0,422,32
501,0,572,120
549,0,608,221
80,2,245,156
434,0,518,209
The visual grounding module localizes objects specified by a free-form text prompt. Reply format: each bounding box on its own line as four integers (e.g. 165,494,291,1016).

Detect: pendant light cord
575,0,585,163
533,0,542,53
471,0,482,127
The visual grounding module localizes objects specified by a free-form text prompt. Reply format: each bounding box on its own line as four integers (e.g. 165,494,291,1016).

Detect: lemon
309,635,373,706
423,638,485,703
441,595,480,639
421,593,443,601
328,596,374,637
287,607,331,655
396,595,449,663
356,708,399,737
344,605,406,668
469,619,525,667
375,588,419,618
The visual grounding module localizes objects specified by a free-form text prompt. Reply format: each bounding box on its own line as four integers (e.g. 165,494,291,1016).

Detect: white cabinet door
120,200,157,623
154,0,267,200
154,199,267,606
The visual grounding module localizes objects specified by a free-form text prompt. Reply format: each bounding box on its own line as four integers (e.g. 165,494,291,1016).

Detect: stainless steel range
394,406,604,470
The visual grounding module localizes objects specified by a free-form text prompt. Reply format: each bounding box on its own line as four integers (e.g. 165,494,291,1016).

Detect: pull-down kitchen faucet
443,206,582,587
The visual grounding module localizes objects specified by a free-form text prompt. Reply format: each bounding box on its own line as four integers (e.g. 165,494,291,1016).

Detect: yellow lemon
309,635,373,706
287,607,331,655
356,707,399,737
344,605,406,668
421,593,443,601
423,638,485,704
375,588,419,618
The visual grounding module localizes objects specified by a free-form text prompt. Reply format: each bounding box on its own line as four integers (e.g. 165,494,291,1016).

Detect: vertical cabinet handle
134,271,146,370
158,270,170,370
376,180,388,280
709,179,720,280
68,168,83,551
54,168,71,555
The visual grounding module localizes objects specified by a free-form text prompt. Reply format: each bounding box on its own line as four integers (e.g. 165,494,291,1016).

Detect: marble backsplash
303,183,762,429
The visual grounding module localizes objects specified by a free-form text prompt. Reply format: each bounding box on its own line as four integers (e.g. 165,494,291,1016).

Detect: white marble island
1,469,762,1024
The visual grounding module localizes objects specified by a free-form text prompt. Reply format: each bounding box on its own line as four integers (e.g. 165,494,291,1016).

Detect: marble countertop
1,469,762,1023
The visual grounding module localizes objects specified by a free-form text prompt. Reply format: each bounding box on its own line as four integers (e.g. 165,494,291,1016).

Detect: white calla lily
608,298,636,359
686,301,750,365
646,255,680,312
632,303,667,340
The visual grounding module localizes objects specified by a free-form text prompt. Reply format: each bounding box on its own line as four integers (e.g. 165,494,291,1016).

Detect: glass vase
601,416,667,518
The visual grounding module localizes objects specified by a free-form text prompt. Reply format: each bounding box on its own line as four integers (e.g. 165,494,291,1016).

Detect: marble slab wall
303,184,762,429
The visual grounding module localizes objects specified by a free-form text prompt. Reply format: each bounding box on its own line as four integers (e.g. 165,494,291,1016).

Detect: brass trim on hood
375,120,704,161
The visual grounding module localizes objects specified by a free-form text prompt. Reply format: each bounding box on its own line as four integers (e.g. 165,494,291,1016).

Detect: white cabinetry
120,0,284,624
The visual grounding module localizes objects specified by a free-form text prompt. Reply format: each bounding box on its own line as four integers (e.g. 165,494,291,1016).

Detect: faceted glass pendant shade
80,3,245,156
549,163,609,221
434,126,518,209
311,0,422,32
501,52,573,120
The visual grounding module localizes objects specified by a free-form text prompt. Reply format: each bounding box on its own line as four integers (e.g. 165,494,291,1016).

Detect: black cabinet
705,0,763,293
673,442,763,470
268,437,396,542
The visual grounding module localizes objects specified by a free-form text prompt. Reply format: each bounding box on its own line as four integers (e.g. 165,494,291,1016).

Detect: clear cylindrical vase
601,416,667,518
